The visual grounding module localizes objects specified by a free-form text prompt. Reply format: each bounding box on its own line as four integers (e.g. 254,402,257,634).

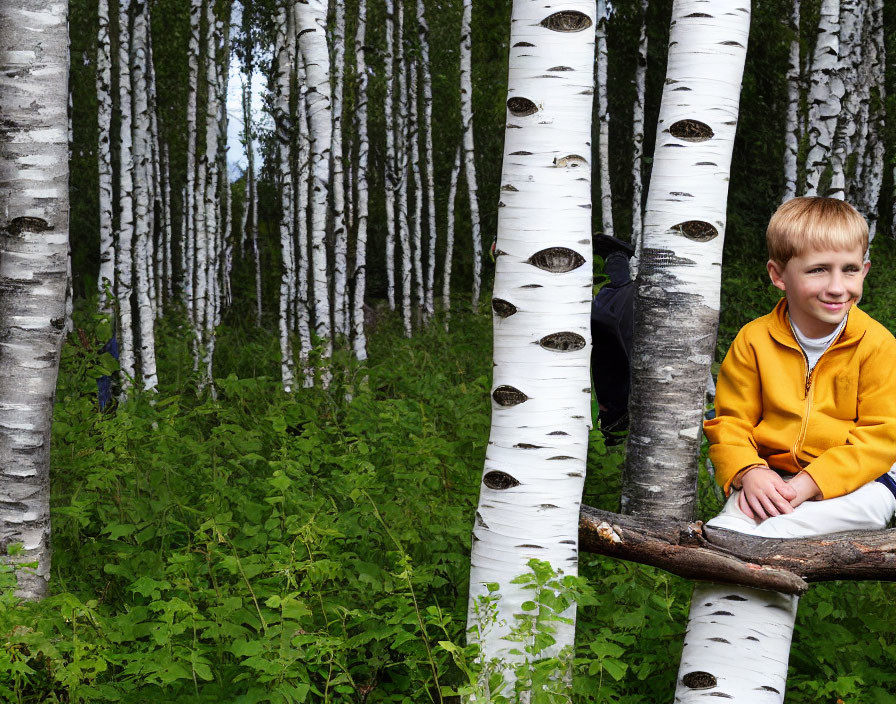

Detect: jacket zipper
791,347,814,469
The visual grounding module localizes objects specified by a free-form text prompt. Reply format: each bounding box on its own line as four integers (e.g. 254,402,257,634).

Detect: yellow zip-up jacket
705,298,896,499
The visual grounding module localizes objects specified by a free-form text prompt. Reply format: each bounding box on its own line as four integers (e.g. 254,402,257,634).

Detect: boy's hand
738,467,798,521
787,471,822,508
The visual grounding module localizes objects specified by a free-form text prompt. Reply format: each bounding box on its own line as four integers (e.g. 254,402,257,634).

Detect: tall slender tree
0,0,70,599
467,0,595,694
459,0,482,309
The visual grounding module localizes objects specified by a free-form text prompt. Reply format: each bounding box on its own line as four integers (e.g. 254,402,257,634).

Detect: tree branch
579,504,896,596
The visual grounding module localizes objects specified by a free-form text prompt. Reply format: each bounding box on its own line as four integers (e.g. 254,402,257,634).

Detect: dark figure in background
591,236,635,445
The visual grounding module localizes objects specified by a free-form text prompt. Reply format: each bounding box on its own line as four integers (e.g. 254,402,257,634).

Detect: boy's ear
767,259,787,292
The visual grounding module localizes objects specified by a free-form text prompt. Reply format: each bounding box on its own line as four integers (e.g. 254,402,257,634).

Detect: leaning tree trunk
622,0,750,521
466,1,595,694
0,0,70,600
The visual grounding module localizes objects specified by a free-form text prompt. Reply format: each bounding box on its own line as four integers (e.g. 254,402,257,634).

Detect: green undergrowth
0,286,895,702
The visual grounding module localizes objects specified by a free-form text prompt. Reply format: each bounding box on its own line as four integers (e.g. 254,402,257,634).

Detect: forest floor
2,247,896,703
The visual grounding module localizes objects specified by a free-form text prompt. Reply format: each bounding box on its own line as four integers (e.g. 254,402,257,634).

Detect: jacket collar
767,297,868,350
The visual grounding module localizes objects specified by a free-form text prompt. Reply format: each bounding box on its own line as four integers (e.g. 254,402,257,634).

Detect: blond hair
767,197,868,265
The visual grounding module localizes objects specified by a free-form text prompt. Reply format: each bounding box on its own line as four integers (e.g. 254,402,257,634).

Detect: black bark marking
507,97,538,117
540,10,592,32
708,637,730,643
756,686,781,693
710,611,734,616
483,471,520,490
507,124,522,129
696,161,718,166
50,317,65,330
501,183,519,192
492,298,517,318
548,430,569,435
685,12,713,17
539,331,586,351
493,385,528,406
547,66,574,71
670,192,694,197
708,695,733,699
498,201,506,207
516,544,543,548
5,216,49,236
548,455,576,461
672,86,692,91
682,671,717,689
476,512,489,528
722,594,748,601
520,284,542,289
510,150,533,155
494,249,508,257
513,41,535,47
745,636,759,641
528,247,585,273
669,119,714,142
514,443,544,449
672,220,719,242
720,40,744,47
542,505,561,509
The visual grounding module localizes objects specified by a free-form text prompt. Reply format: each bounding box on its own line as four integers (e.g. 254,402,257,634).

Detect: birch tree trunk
459,0,482,309
781,0,800,201
0,0,70,600
804,0,840,197
331,0,349,338
630,0,648,275
622,0,750,521
352,0,370,361
294,60,314,386
296,0,333,383
395,0,413,336
383,0,397,310
184,0,202,326
442,146,462,326
595,0,613,236
467,1,595,693
97,0,115,313
117,0,137,387
417,0,438,321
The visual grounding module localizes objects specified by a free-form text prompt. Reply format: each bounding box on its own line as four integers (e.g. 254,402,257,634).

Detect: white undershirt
790,314,848,372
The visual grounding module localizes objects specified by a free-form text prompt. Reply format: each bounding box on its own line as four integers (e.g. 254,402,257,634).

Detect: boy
704,196,896,538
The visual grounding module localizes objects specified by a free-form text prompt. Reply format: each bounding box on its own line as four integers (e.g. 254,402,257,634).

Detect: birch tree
595,0,613,236
804,0,840,197
417,0,438,321
781,0,800,201
467,1,595,693
459,0,483,309
630,0,648,273
351,0,370,361
331,0,349,338
383,0,398,310
0,0,70,600
97,0,115,313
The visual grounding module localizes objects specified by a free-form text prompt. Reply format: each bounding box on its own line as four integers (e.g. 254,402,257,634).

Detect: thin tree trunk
630,0,648,276
331,0,349,338
417,0,438,321
595,0,613,236
467,1,595,693
117,0,137,388
0,0,70,600
184,0,202,327
442,145,462,326
383,0,397,310
460,0,482,309
782,0,800,200
804,0,840,196
409,59,425,324
352,0,370,361
97,0,115,313
395,0,413,336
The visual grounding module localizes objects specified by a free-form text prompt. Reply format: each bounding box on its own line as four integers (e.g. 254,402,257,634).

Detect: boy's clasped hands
735,465,822,521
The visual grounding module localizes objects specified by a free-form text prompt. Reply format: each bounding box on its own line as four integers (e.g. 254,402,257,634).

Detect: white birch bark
117,0,137,388
241,69,263,325
0,0,70,600
442,145,462,326
352,0,370,361
460,0,483,309
595,0,613,236
622,0,750,520
146,22,164,311
184,0,202,325
467,0,595,690
781,0,800,201
395,0,413,336
162,142,173,300
384,0,397,310
675,585,798,702
97,0,115,313
218,9,233,312
275,2,295,391
417,0,438,320
295,65,314,386
296,0,333,381
804,0,841,196
409,59,425,323
132,0,158,391
331,0,349,338
630,0,648,276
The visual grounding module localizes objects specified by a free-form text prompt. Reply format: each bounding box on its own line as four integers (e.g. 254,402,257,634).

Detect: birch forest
3,0,896,701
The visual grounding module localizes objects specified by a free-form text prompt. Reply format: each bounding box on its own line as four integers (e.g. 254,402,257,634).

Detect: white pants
706,468,896,539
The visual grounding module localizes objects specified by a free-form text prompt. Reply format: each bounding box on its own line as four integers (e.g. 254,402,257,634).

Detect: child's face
767,245,870,338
